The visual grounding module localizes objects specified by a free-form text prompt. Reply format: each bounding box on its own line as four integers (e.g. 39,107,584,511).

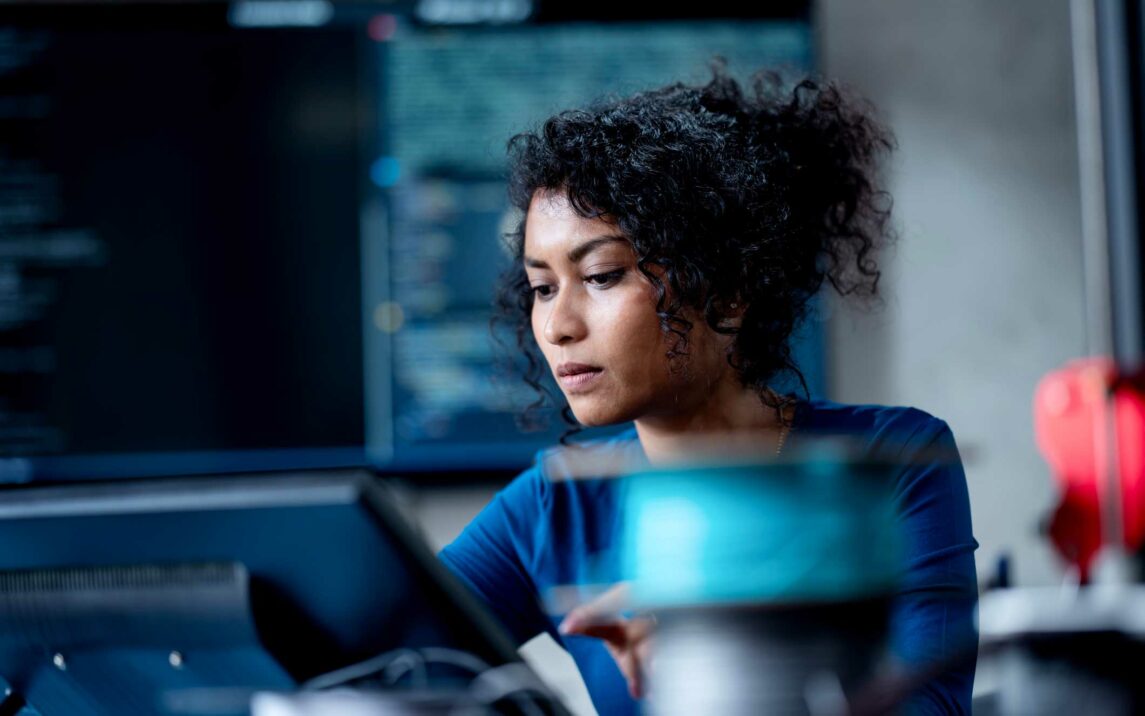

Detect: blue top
440,400,978,714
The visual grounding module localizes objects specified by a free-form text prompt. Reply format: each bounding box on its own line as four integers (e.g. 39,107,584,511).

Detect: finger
587,582,631,613
620,650,645,700
627,615,656,642
561,614,657,649
626,621,654,700
593,625,652,700
559,606,622,635
557,606,592,635
558,583,632,633
566,621,630,646
635,631,654,672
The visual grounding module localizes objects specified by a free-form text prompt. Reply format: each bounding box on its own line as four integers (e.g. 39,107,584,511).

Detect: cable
301,647,429,691
452,662,550,716
301,646,561,715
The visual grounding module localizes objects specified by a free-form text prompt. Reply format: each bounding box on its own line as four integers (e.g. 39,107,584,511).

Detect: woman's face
523,190,730,427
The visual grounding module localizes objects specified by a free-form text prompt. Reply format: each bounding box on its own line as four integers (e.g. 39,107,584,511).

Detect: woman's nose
543,289,588,345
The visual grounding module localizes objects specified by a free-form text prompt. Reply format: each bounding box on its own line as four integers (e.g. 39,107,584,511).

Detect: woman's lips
557,363,604,392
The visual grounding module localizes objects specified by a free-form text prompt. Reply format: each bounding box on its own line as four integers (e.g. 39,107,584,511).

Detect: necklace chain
773,397,794,456
775,420,791,456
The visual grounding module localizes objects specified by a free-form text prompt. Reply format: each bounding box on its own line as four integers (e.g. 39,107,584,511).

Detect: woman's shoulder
798,398,951,439
796,398,957,464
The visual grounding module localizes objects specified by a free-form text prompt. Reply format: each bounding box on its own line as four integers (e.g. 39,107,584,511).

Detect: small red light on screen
368,14,398,42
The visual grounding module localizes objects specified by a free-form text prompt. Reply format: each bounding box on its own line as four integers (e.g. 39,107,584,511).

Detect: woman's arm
438,466,558,647
889,419,979,714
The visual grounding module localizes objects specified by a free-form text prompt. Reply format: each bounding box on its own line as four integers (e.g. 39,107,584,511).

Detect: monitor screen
0,470,533,715
0,3,815,480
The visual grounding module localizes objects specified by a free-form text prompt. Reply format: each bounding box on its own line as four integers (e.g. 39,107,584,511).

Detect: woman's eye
585,269,625,288
530,284,555,300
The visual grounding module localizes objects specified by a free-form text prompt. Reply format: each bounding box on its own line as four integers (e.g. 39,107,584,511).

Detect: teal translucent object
620,451,903,608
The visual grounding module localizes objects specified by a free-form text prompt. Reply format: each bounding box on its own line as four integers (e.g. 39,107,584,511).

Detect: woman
440,67,977,715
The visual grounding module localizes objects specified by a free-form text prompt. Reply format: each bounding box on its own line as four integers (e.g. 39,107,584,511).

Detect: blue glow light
370,157,401,188
228,1,333,28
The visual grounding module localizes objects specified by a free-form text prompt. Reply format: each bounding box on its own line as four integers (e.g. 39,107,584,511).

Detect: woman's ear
716,297,746,330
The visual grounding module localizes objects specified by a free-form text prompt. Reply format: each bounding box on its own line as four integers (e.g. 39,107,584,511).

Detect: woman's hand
557,583,655,700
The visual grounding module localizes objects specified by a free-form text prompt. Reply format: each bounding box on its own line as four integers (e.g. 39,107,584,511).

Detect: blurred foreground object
1034,356,1145,580
619,449,902,716
0,472,564,716
986,357,1145,716
979,583,1145,715
254,689,478,716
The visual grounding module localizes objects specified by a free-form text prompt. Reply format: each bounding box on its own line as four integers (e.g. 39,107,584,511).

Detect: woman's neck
633,379,792,465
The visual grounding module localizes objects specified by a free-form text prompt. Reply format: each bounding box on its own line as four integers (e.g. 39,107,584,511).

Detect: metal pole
1096,0,1144,371
1072,0,1114,359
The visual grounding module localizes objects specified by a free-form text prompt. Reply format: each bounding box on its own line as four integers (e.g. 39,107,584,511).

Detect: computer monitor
0,470,542,715
0,2,816,481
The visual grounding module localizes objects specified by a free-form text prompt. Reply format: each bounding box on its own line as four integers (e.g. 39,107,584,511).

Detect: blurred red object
1034,357,1145,580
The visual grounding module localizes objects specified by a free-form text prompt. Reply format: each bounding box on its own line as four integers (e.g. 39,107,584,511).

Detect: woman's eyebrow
524,235,627,269
567,235,627,263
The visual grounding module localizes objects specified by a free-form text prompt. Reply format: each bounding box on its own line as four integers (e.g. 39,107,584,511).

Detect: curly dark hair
495,64,894,433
